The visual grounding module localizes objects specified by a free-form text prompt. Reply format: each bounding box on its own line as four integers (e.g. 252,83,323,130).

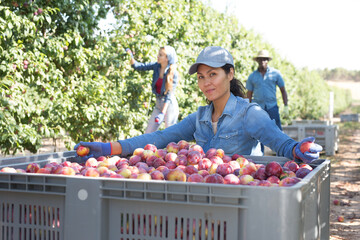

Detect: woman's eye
210,73,216,77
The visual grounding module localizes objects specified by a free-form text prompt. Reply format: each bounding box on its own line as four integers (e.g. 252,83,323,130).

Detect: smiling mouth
205,89,215,94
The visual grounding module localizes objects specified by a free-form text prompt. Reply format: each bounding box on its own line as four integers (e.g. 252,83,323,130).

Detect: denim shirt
119,94,297,159
132,61,178,103
246,67,285,109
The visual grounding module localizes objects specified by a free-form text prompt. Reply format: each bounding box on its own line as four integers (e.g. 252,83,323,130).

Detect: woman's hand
294,137,323,163
155,112,165,124
125,48,134,58
74,142,112,161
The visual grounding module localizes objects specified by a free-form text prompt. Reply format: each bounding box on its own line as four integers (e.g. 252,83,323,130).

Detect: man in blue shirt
246,50,288,130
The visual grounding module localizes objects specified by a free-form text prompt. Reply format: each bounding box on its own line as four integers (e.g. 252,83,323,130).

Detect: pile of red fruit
0,140,313,187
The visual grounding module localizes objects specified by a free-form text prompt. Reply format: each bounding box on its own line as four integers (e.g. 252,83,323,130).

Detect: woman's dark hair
221,64,246,98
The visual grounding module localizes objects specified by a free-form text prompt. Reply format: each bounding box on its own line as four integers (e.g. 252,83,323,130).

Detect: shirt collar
199,93,237,122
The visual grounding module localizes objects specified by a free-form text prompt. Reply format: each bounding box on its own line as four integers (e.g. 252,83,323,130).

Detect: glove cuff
102,143,112,156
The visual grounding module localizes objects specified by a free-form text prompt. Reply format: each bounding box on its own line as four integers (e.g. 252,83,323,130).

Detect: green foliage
0,0,352,154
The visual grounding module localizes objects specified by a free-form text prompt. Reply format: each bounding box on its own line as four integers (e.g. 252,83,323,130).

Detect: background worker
126,46,179,133
246,50,289,153
246,50,288,130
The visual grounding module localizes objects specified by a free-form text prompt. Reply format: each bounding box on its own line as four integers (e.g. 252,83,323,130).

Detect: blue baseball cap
188,46,234,75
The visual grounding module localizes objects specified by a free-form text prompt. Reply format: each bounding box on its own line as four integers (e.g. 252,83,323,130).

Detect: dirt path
328,120,360,240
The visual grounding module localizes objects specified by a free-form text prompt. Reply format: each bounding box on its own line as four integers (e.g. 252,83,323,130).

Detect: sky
208,0,360,71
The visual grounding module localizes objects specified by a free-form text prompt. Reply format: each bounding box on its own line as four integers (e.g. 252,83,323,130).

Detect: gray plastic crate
0,152,330,240
291,120,330,125
282,124,339,156
340,113,359,122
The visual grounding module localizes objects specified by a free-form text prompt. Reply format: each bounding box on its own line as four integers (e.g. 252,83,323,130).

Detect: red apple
76,145,90,157
141,150,154,161
300,141,313,153
26,163,40,173
265,161,283,177
231,153,242,160
187,173,204,183
36,168,51,174
145,155,158,167
236,156,249,168
117,168,132,178
253,167,267,180
177,140,190,150
129,155,142,166
239,174,254,185
295,167,311,178
288,162,299,172
333,199,340,205
150,170,165,180
133,148,144,156
96,156,107,162
215,149,225,159
222,155,232,163
85,158,99,168
187,150,202,165
177,149,188,156
208,163,218,174
155,149,167,159
279,170,296,180
175,155,188,166
110,174,124,179
267,176,280,184
135,162,149,170
165,152,177,162
16,169,26,173
257,180,272,187
0,167,17,173
166,169,187,182
127,166,140,175
188,144,204,156
144,143,157,152
58,166,76,176
337,216,344,222
198,158,212,170
279,177,301,187
165,161,177,169
299,163,313,171
283,160,294,168
205,148,217,159
223,174,240,185
228,160,240,171
239,162,257,176
204,173,224,184
156,166,170,178
137,173,152,180
210,156,223,165
216,163,233,176
184,165,198,175
166,142,180,153
197,170,210,178
153,158,166,169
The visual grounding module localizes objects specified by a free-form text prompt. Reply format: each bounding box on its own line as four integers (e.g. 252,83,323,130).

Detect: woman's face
157,49,168,65
197,64,233,103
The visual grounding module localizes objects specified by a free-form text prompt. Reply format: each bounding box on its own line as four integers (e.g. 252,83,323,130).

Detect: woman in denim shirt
126,46,179,133
76,46,322,163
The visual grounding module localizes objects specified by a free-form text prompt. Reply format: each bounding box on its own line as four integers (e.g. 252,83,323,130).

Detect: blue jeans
145,95,179,133
261,105,282,153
